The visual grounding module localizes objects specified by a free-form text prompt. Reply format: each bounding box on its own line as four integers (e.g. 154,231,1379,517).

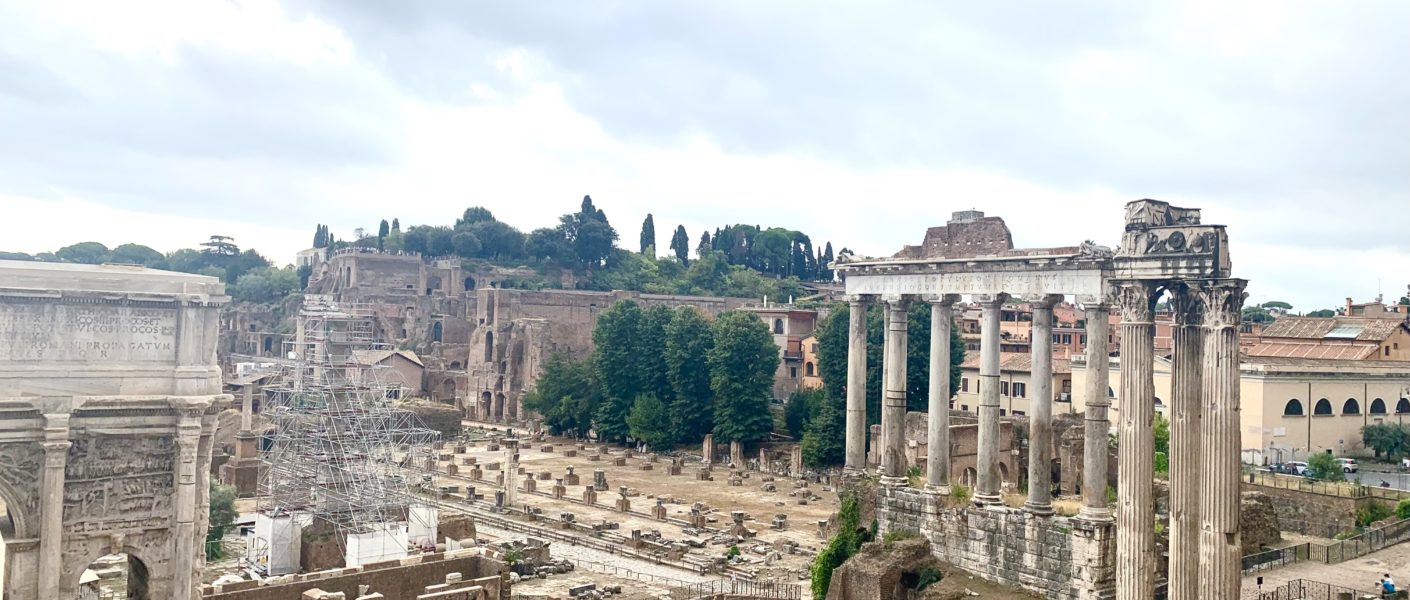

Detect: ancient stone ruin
835,200,1246,600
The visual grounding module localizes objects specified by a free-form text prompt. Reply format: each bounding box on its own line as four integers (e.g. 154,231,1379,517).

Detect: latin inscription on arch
0,303,177,362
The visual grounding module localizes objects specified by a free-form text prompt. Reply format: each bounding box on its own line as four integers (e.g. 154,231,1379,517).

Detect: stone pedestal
729,441,744,467
702,434,716,465
522,476,536,494
552,480,566,499
652,499,667,520
582,486,597,505
593,469,608,491
790,446,804,477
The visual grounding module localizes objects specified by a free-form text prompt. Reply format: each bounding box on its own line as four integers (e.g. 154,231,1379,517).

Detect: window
1399,398,1410,414
805,362,815,376
1314,398,1333,415
961,405,969,412
1013,410,1025,417
1371,398,1387,414
1000,409,1007,416
1000,381,1010,396
773,319,784,334
1343,398,1360,415
1013,382,1026,398
1053,333,1061,343
1283,399,1304,416
789,367,797,378
1062,334,1073,345
1080,334,1088,345
961,378,970,392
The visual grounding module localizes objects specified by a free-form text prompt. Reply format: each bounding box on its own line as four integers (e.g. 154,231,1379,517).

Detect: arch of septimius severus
837,199,1247,600
0,261,227,599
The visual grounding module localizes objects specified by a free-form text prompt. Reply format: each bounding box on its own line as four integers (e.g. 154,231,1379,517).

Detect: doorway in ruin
480,392,492,419
77,553,151,600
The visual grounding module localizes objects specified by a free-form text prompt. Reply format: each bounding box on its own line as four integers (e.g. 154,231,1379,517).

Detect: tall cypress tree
639,213,656,255
669,225,690,264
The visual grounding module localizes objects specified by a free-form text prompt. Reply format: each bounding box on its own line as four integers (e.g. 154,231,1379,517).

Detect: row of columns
1111,279,1246,600
841,293,1112,521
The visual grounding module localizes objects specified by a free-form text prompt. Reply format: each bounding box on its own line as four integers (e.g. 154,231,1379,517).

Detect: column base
1022,501,1054,517
879,476,908,487
973,492,1002,506
1075,507,1114,523
923,483,951,496
843,466,868,477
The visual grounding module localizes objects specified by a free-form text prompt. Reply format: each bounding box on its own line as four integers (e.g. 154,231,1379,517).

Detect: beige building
349,349,426,399
743,304,820,399
954,353,1075,417
799,334,825,392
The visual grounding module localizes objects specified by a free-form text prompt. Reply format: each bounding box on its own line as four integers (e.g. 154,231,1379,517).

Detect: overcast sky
2,1,1406,311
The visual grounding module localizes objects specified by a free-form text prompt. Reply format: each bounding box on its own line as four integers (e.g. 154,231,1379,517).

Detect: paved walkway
1240,540,1410,599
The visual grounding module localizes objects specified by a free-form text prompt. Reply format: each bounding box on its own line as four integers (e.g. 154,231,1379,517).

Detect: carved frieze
0,442,43,517
63,435,176,533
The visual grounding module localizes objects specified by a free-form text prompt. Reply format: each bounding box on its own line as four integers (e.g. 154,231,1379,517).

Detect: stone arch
1399,398,1410,414
998,461,1010,482
65,537,166,600
1314,398,1332,415
1371,398,1387,414
1342,398,1360,415
962,467,977,486
464,276,476,291
450,361,462,370
1283,399,1304,416
480,391,493,420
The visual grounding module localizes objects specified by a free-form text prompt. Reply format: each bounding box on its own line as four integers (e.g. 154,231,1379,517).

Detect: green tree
206,481,237,559
1362,423,1410,459
526,228,568,262
456,206,496,227
523,354,601,436
426,226,456,256
452,231,482,258
1307,452,1345,481
801,395,845,467
639,304,675,403
1153,412,1171,474
55,241,110,264
313,224,328,248
666,306,716,442
403,226,430,255
109,243,164,266
627,393,675,449
467,220,525,259
669,225,690,264
784,388,824,439
639,213,656,255
697,231,712,258
230,266,300,304
1261,300,1293,311
709,311,779,443
1307,309,1336,318
1242,306,1275,323
200,235,239,257
593,300,645,442
378,219,390,251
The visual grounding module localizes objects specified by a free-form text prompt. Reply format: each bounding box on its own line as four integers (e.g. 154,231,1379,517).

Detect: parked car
1287,461,1309,476
1336,458,1359,473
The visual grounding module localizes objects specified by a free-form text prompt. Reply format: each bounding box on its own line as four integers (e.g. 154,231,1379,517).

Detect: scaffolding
253,295,439,572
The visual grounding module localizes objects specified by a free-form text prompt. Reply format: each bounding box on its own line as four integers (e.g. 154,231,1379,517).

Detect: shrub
882,529,919,545
810,493,864,600
916,567,942,592
727,545,741,559
1307,452,1345,482
1396,498,1410,520
1357,501,1394,528
950,482,971,503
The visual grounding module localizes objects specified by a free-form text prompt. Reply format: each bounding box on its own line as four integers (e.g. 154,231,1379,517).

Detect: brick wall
876,486,1114,599
205,551,506,600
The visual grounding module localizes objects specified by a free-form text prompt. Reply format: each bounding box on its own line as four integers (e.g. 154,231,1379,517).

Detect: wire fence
1242,518,1410,575
1255,578,1374,600
667,579,804,600
1246,471,1410,501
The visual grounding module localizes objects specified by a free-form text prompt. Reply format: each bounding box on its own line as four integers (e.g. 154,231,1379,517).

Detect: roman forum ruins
835,199,1247,600
0,260,228,599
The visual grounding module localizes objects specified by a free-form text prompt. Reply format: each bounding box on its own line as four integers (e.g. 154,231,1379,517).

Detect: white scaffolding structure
253,296,439,571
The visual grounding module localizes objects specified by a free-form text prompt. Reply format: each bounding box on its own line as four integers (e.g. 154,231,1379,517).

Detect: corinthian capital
1110,280,1158,322
1168,283,1205,327
1198,279,1248,330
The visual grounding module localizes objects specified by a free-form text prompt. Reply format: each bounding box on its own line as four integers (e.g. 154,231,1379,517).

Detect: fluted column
926,295,961,492
880,297,910,485
844,298,869,473
37,414,70,600
1168,286,1205,600
1198,280,1247,600
974,293,1007,505
1078,303,1113,522
1025,295,1063,515
1114,281,1158,600
172,412,203,600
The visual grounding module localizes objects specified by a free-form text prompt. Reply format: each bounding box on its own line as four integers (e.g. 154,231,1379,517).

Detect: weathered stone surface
825,538,942,600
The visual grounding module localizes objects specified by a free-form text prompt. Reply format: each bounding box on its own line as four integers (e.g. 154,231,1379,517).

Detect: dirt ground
433,423,839,582
1240,541,1410,599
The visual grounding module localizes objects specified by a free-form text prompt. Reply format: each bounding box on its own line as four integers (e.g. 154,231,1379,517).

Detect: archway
464,276,476,291
998,461,1010,482
73,550,153,600
494,393,506,420
962,467,977,487
480,392,492,420
432,321,443,343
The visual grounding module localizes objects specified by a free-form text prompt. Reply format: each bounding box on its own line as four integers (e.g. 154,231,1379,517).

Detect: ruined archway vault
0,260,230,600
835,200,1245,600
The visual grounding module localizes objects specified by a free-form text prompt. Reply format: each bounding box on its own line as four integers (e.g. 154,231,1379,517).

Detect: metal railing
1256,578,1371,600
668,579,803,600
1241,518,1410,574
1246,471,1410,501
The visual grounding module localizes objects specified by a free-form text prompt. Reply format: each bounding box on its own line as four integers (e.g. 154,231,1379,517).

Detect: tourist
1378,573,1396,597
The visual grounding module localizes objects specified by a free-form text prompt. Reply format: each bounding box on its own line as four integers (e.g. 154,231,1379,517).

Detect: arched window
1342,398,1360,415
450,361,462,369
1399,398,1410,414
1371,398,1387,414
1108,386,1115,398
432,321,443,343
805,362,815,376
773,319,784,334
464,276,476,291
1314,399,1333,415
1283,399,1304,416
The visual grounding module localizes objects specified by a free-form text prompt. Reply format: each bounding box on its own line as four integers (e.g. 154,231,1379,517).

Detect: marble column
974,293,1007,505
1078,303,1113,522
37,415,71,600
844,298,869,473
926,295,960,492
1197,280,1247,600
1114,281,1157,600
505,439,520,508
880,297,910,485
172,413,203,600
1168,286,1204,600
1025,295,1063,515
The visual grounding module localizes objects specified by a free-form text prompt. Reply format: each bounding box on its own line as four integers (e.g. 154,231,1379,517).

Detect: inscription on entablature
0,302,177,362
845,270,1104,297
63,436,176,528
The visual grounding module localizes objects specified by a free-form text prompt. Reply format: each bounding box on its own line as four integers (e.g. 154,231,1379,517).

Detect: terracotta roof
960,352,1070,374
1245,342,1379,361
349,349,424,367
1260,316,1407,342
